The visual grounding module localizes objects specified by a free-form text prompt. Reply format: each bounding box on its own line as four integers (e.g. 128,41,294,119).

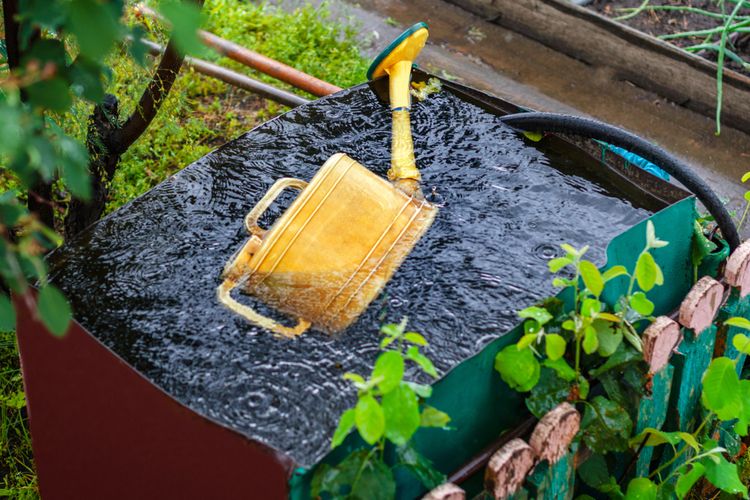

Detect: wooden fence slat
525,444,577,500
660,325,717,473
485,438,536,500
422,482,466,500
634,364,674,477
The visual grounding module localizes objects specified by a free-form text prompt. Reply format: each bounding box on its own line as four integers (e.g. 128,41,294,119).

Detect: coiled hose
499,112,740,251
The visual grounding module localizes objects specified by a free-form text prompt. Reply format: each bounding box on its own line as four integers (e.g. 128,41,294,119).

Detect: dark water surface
49,82,654,466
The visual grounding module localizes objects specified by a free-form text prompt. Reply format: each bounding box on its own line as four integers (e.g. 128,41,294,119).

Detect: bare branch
113,0,204,153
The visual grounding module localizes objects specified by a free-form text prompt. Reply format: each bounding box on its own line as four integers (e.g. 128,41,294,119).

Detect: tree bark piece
484,438,535,500
529,402,580,464
422,482,465,500
643,316,682,373
678,276,725,333
725,240,750,297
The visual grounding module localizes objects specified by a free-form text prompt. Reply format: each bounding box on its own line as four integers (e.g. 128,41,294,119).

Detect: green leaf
343,372,366,387
518,306,553,325
726,317,750,331
595,320,622,357
548,256,572,273
406,346,438,378
37,284,71,337
127,26,149,66
68,0,121,60
382,384,420,446
581,396,633,453
25,77,72,112
311,451,379,499
603,265,629,282
583,325,599,354
553,277,574,288
543,357,576,382
68,57,105,102
629,292,655,316
590,343,641,378
677,432,700,452
380,323,403,337
629,427,681,448
420,406,451,428
404,332,428,346
635,252,658,292
406,382,432,399
380,336,396,349
743,171,750,183
523,130,544,142
581,298,602,317
701,357,742,421
355,394,385,445
675,463,704,499
625,477,657,500
397,444,446,490
526,368,571,417
58,137,91,200
645,221,669,249
518,333,538,350
494,344,540,392
331,409,355,448
580,260,604,296
577,453,610,490
524,319,541,335
351,455,396,500
0,294,15,332
372,351,404,394
701,453,749,498
732,333,750,354
160,1,206,56
545,333,566,361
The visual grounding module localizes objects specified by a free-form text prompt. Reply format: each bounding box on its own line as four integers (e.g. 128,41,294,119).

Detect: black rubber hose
499,112,740,251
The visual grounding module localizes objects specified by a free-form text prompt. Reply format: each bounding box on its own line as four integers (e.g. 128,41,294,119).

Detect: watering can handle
244,177,308,236
217,279,311,338
217,177,312,337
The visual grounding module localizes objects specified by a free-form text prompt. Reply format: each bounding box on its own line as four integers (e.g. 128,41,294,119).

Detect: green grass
0,331,36,499
1,1,368,497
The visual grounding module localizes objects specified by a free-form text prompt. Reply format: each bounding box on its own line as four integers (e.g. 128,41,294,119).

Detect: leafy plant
610,319,750,499
495,221,667,431
312,319,450,499
0,0,205,337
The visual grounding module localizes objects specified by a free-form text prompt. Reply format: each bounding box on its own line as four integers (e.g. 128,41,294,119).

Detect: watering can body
219,153,437,335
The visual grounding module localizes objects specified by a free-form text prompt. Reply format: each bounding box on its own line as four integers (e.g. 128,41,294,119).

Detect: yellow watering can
218,23,436,337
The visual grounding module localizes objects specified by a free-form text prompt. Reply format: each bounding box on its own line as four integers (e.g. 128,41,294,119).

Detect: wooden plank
446,0,750,132
660,325,717,473
525,444,577,500
634,364,674,477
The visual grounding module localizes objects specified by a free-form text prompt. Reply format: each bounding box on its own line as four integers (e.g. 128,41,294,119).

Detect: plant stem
350,447,378,491
618,5,750,20
714,1,746,135
738,200,750,233
649,415,711,480
685,43,750,68
659,18,750,40
615,0,651,21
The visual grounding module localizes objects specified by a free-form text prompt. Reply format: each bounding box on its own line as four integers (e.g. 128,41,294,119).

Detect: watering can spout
367,22,430,197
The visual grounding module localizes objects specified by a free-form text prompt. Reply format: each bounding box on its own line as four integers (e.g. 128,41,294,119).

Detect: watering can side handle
217,280,311,338
244,177,308,237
